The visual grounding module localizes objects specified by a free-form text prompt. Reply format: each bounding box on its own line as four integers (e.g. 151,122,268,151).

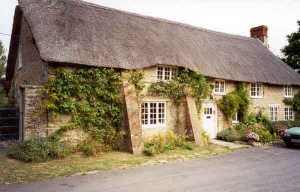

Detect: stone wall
22,86,47,140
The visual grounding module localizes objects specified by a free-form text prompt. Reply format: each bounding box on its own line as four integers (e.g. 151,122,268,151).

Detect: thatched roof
12,0,300,85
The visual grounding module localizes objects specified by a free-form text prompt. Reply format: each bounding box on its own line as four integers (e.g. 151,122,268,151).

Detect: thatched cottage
5,0,300,153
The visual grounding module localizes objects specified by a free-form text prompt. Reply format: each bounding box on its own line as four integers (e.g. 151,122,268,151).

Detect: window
284,107,294,121
141,102,166,127
269,104,279,121
157,66,176,81
250,83,263,98
232,112,239,124
214,80,225,95
284,85,293,98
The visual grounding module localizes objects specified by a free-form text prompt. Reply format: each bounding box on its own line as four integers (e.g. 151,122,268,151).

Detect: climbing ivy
283,91,300,112
218,83,250,122
128,70,145,96
148,68,211,109
43,68,123,147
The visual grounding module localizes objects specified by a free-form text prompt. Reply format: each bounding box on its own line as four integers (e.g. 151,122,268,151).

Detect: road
1,145,300,192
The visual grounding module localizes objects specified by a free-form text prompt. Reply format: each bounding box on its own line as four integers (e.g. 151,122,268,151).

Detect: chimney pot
250,25,269,48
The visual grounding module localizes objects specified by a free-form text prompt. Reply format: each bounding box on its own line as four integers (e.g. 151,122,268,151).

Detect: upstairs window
284,107,294,121
250,83,263,98
214,80,225,95
157,67,176,81
269,104,279,121
284,85,293,98
141,102,166,128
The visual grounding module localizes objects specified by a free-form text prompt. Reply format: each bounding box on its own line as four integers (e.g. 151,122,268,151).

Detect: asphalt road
1,145,300,192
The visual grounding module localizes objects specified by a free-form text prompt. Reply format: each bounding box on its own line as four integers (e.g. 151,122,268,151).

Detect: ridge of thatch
12,0,300,85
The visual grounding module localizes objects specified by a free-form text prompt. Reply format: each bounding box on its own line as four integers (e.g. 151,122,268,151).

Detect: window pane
165,68,171,80
157,67,163,80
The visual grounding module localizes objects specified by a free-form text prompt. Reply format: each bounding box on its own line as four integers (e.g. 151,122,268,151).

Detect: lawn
0,144,233,184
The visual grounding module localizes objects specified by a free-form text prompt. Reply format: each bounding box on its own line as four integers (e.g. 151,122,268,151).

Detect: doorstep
210,139,249,150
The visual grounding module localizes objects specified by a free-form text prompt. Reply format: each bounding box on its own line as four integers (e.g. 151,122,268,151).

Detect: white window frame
141,101,166,128
284,106,294,121
269,104,279,122
214,80,226,95
284,85,293,98
156,66,176,81
232,112,239,124
250,83,263,98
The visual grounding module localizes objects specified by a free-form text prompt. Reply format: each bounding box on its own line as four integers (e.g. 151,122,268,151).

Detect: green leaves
281,21,300,69
43,68,123,146
148,68,211,108
218,83,250,121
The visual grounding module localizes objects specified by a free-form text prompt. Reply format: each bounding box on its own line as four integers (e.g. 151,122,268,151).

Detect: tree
0,40,7,107
282,21,300,70
0,40,6,78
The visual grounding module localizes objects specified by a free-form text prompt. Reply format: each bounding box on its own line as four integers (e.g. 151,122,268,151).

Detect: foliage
43,68,124,148
78,139,104,157
200,131,210,146
283,91,300,112
217,127,245,142
217,112,275,143
281,21,300,70
7,137,71,163
0,40,8,107
248,123,274,143
143,131,193,156
218,83,250,121
272,120,300,137
0,40,6,78
148,68,211,108
128,70,145,95
246,132,260,143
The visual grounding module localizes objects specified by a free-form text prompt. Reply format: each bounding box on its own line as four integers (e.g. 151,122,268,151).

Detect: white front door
202,102,217,139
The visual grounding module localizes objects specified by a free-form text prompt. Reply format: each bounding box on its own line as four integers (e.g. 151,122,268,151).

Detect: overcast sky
0,0,299,56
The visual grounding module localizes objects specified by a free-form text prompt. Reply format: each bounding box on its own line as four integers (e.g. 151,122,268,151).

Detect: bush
78,139,105,157
143,131,192,156
247,123,274,143
7,138,71,162
217,127,245,142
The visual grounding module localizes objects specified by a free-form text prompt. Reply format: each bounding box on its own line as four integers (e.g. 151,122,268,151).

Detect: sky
0,0,299,57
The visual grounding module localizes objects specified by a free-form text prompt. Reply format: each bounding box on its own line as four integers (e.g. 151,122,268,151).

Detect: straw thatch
14,0,300,85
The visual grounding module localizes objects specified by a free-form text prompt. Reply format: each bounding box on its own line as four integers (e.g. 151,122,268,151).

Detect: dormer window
284,85,293,98
214,80,225,95
157,66,176,81
250,83,263,98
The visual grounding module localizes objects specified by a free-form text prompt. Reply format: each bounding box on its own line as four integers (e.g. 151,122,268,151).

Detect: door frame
201,100,218,138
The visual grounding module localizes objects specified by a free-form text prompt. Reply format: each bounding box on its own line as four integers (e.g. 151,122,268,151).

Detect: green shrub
200,131,210,146
217,128,244,142
143,131,192,156
7,138,71,162
248,123,274,143
78,140,105,157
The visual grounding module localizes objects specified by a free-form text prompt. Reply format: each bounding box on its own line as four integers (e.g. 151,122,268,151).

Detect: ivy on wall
43,68,123,148
147,68,211,109
284,91,300,114
218,83,250,122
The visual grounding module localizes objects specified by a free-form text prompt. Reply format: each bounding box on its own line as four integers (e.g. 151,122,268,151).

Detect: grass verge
0,144,233,184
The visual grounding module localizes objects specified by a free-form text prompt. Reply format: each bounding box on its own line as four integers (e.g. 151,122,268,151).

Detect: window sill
250,96,264,99
284,96,294,98
142,125,166,129
214,92,226,96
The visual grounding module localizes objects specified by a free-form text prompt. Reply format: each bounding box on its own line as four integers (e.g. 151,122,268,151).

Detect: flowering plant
246,132,260,143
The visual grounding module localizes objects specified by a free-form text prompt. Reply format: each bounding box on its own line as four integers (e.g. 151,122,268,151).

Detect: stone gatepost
121,73,143,154
21,85,48,140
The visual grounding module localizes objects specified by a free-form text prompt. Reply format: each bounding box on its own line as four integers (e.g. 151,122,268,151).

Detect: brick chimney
250,25,269,48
